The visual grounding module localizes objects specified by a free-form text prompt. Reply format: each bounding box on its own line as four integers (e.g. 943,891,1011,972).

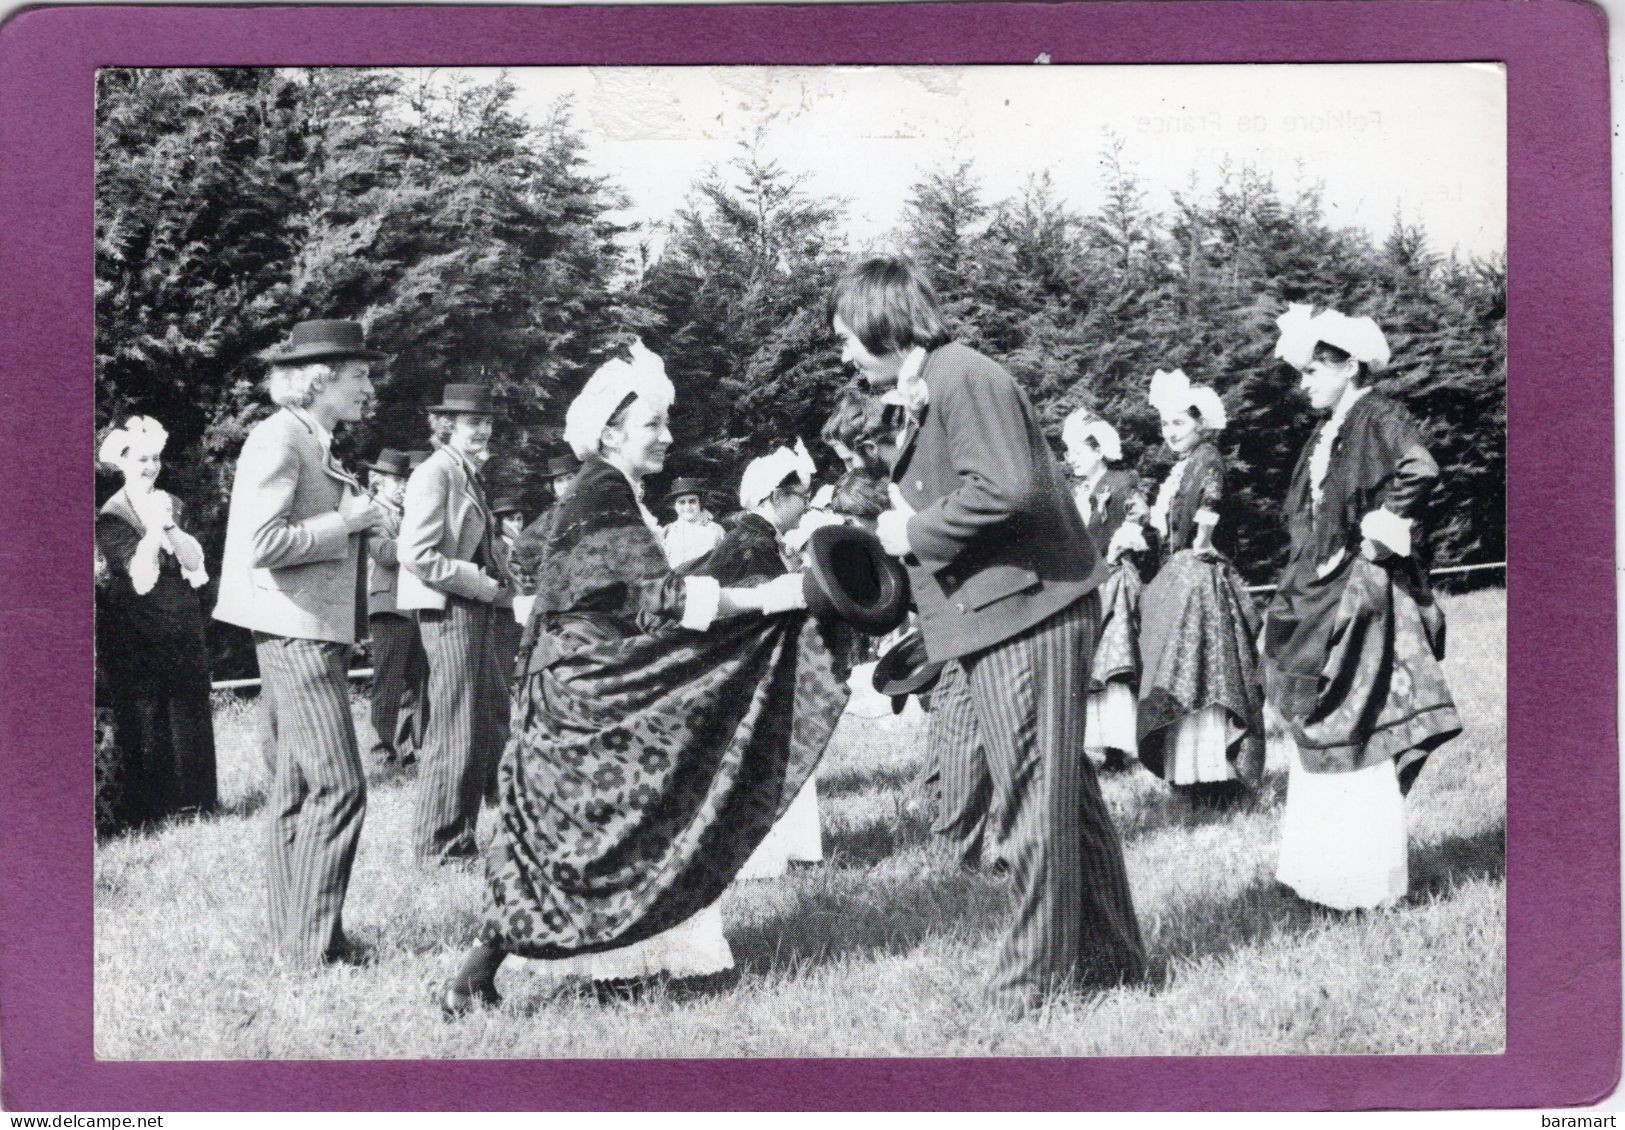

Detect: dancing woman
1136,370,1266,803
443,343,850,1013
1265,306,1461,910
1062,409,1148,773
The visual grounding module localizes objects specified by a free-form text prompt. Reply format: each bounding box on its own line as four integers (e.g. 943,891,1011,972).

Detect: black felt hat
542,453,578,479
489,494,527,517
801,523,909,635
269,319,386,365
665,477,707,503
364,448,412,477
871,627,943,701
426,383,504,416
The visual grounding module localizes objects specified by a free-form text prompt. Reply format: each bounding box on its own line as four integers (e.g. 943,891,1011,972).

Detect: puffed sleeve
95,513,162,596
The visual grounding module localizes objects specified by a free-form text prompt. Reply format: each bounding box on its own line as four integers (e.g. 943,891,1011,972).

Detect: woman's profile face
605,398,672,478
117,446,163,491
1065,437,1104,479
1160,412,1202,456
1299,355,1357,412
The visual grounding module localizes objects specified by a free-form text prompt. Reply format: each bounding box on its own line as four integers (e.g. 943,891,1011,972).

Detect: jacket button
915,480,924,491
955,602,966,613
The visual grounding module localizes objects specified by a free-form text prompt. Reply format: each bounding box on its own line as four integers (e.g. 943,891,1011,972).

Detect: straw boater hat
364,448,412,477
269,319,386,366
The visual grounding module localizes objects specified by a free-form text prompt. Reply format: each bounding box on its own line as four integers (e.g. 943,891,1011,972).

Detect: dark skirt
1089,561,1142,692
1137,549,1266,785
479,611,851,959
1264,555,1461,793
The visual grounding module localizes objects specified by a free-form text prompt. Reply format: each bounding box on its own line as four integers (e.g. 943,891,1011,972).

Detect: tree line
96,69,1506,679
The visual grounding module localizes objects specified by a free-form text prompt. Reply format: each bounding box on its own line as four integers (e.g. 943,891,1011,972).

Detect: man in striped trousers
834,258,1147,1015
214,319,390,966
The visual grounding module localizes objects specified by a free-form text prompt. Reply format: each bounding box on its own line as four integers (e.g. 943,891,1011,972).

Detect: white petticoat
1164,703,1241,784
737,773,823,880
523,902,734,981
1276,743,1408,910
1085,681,1138,755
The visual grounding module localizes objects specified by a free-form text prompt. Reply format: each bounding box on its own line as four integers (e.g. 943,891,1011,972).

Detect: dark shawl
683,511,786,586
481,456,851,959
1263,392,1460,789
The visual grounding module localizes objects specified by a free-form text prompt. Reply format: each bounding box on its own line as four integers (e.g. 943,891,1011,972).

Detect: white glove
757,572,809,615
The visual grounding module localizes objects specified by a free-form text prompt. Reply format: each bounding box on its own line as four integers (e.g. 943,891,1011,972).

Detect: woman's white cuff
1361,508,1413,557
1194,508,1220,529
129,533,163,596
680,576,722,631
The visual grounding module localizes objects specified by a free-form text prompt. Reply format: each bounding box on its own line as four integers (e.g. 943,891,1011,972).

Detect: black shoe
440,979,501,1018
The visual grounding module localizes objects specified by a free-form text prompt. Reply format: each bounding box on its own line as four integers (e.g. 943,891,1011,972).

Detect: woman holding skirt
1265,306,1462,910
1136,370,1266,803
1062,409,1147,773
442,343,850,1013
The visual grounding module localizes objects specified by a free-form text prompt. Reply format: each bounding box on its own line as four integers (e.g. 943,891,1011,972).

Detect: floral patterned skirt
479,612,850,960
1089,561,1142,693
1137,550,1266,786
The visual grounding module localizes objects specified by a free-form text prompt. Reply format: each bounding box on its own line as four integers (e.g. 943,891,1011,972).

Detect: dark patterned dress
1264,389,1461,909
1074,468,1147,755
1137,440,1266,786
95,489,218,827
478,457,850,963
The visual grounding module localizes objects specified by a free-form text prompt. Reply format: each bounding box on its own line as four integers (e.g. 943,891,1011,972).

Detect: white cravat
1309,385,1370,514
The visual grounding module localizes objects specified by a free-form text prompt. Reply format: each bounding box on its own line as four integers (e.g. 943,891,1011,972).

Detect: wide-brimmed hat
871,627,944,706
542,453,578,480
665,477,707,503
426,383,504,416
801,524,909,635
365,448,412,477
270,319,386,365
490,494,527,518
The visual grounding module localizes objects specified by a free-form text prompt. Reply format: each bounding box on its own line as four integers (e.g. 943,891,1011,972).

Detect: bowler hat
490,494,527,518
871,627,944,704
426,383,504,416
665,477,707,503
542,453,578,479
801,523,909,635
270,319,386,365
365,448,412,477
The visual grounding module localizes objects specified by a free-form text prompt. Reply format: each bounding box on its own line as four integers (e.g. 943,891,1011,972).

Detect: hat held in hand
871,627,944,711
801,523,909,635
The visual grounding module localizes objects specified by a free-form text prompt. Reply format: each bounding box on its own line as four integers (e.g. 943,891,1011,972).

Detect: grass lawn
93,589,1506,1060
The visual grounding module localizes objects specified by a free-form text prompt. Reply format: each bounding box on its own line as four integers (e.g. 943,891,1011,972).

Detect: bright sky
485,63,1506,261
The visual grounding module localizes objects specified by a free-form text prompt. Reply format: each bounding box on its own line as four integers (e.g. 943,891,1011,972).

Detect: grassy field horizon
93,588,1507,1060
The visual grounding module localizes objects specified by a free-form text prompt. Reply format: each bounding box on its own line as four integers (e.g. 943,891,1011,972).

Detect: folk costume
364,449,427,767
1265,306,1462,910
697,446,826,880
214,320,383,966
1137,370,1266,793
880,340,1146,1012
1063,412,1148,765
95,417,218,827
475,350,850,985
399,386,513,863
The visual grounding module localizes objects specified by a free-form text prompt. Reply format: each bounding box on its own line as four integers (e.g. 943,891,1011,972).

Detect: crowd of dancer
93,257,1462,1018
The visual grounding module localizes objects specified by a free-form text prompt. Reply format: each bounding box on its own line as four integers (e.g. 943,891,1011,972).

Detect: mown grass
94,590,1506,1060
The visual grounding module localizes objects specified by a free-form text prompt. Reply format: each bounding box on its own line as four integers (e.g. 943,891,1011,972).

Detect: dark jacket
892,342,1103,663
1146,439,1227,567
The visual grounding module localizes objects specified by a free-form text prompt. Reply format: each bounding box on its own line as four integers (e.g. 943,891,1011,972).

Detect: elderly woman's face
605,398,671,478
1160,411,1202,456
117,445,163,491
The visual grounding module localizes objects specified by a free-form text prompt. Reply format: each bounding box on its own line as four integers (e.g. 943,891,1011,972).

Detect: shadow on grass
1110,770,1287,842
1151,823,1507,970
819,759,925,801
822,805,936,867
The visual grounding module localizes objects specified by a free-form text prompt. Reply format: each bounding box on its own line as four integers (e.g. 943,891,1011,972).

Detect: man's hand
343,497,390,535
877,483,916,557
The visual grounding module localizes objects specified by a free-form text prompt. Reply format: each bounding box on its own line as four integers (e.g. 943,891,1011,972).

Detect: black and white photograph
92,61,1507,1060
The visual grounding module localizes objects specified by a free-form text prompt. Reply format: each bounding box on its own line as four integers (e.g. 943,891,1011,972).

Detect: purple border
0,1,1613,1112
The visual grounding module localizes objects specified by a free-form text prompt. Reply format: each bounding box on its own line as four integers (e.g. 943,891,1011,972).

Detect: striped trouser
254,633,367,966
367,612,426,760
414,596,508,862
956,596,1147,1010
921,659,1003,869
